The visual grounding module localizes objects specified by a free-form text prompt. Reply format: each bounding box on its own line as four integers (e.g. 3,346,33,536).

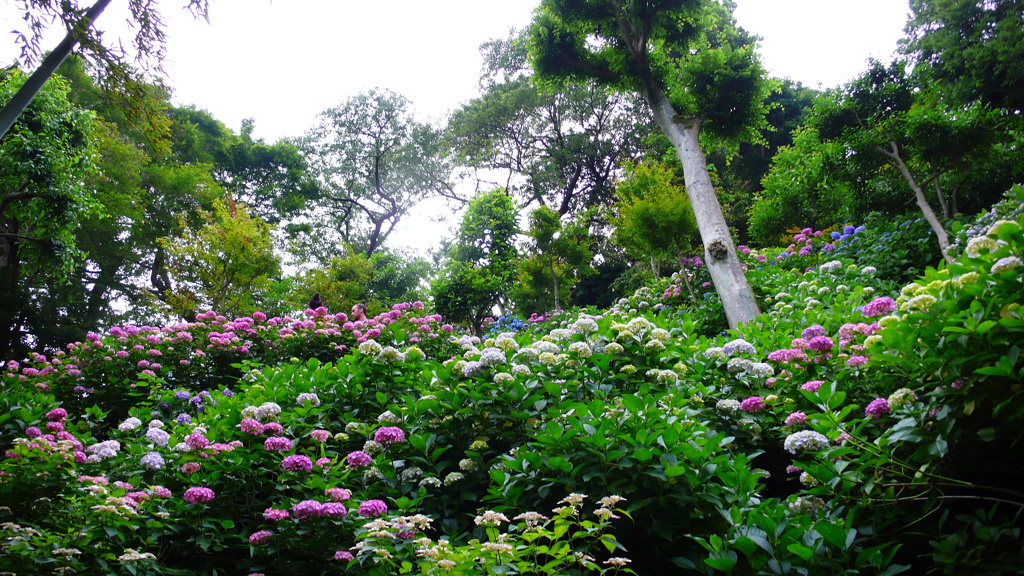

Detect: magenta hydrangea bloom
865,398,890,419
801,324,826,339
263,508,290,521
784,412,808,426
325,488,351,501
249,530,273,544
282,454,313,473
25,427,41,438
262,422,284,434
292,500,324,519
862,297,896,317
186,432,209,450
46,408,68,421
239,418,264,434
373,426,406,444
845,355,868,367
807,336,834,353
346,450,372,468
334,550,355,561
183,486,215,504
309,429,331,443
801,380,823,393
358,499,388,518
322,502,348,518
264,436,292,451
740,396,764,413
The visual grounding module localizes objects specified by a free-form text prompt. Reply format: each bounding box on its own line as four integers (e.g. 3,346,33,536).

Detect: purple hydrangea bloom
865,398,890,419
358,499,388,518
807,336,835,353
292,500,324,519
784,412,808,426
346,450,372,468
282,454,313,472
183,486,215,504
740,396,765,413
264,436,292,451
249,530,273,544
373,426,406,444
862,297,896,318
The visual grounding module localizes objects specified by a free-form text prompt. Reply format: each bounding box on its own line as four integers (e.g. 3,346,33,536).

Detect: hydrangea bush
2,204,1023,575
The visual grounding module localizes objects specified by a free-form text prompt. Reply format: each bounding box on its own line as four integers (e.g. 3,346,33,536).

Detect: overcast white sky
2,0,911,251
3,0,911,142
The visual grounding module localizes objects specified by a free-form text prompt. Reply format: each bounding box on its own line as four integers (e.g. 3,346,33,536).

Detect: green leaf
704,557,736,572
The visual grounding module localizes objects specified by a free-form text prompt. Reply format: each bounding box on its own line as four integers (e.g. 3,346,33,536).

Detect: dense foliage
2,189,1022,575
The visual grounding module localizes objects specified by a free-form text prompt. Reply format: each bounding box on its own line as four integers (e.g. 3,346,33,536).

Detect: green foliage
159,198,282,319
433,190,520,333
612,160,699,275
515,206,594,314
902,0,1024,112
0,69,98,358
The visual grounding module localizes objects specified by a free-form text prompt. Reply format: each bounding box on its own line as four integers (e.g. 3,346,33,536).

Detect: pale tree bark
880,140,954,264
644,88,760,328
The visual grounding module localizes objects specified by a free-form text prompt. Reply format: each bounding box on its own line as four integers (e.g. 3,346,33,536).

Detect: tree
612,160,699,278
902,0,1024,113
528,0,771,328
515,206,593,313
1,0,210,142
432,190,519,334
300,89,458,257
813,60,1007,262
448,30,650,217
159,198,282,319
0,69,96,358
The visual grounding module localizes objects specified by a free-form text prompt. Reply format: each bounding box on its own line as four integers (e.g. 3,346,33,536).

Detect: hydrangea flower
783,430,829,454
346,451,372,468
862,297,896,317
373,426,405,444
357,499,388,518
801,380,823,393
239,418,264,434
296,393,320,406
264,437,292,451
309,429,331,443
183,487,215,504
716,399,741,416
118,417,143,432
326,488,351,501
249,530,273,544
292,500,324,519
740,396,765,413
334,551,355,561
991,256,1023,274
784,412,808,426
865,398,890,419
723,339,756,356
263,508,290,521
140,452,165,470
282,455,313,472
185,433,209,450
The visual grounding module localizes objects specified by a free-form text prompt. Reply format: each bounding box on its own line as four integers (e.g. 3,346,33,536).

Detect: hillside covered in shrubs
2,189,1022,575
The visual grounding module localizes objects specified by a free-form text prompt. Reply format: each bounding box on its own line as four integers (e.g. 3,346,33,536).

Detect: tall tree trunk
883,141,954,264
644,89,760,329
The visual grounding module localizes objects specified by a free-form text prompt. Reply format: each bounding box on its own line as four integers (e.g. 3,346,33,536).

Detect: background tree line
2,0,1021,354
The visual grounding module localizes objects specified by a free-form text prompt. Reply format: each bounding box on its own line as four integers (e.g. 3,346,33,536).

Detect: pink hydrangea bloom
373,426,405,444
183,486,215,504
334,550,355,561
46,408,68,421
292,500,324,519
740,397,764,413
358,499,388,518
326,488,352,501
865,398,890,419
845,355,868,367
263,508,290,521
862,297,896,317
346,450,372,468
186,433,209,450
262,422,284,435
249,530,273,545
282,455,313,472
322,502,348,518
182,462,201,475
309,429,331,443
239,418,264,434
807,336,834,353
801,380,823,393
315,457,331,468
264,437,292,451
784,412,808,426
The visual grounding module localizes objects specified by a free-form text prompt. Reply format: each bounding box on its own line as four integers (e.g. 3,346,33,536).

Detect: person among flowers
350,303,368,322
